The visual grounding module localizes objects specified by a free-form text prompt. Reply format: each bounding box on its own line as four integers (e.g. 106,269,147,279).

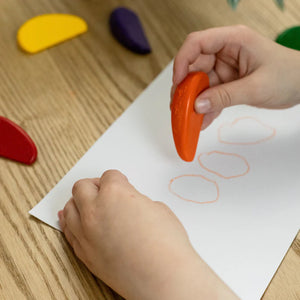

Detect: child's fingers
62,224,85,261
72,178,100,214
200,111,221,131
188,53,216,74
214,59,239,84
99,170,130,194
173,26,239,85
62,223,78,249
169,84,177,108
58,210,66,231
61,198,83,240
194,74,258,114
173,34,202,85
207,70,221,87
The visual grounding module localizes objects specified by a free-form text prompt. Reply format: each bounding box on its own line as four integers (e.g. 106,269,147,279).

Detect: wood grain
0,0,299,299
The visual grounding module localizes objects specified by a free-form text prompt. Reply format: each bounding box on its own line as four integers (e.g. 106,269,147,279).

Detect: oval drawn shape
218,117,276,145
169,174,219,204
198,151,250,179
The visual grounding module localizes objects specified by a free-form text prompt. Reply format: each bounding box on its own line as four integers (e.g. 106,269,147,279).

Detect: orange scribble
198,151,250,179
169,174,219,204
218,116,276,145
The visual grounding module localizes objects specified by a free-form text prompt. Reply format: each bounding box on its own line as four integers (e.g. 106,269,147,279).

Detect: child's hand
59,170,238,299
172,25,300,130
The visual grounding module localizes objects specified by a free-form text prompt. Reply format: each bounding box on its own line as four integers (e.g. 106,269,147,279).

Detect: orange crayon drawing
218,116,276,145
198,151,250,179
169,174,219,204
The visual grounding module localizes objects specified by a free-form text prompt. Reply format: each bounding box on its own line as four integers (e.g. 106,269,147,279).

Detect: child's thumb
194,76,255,114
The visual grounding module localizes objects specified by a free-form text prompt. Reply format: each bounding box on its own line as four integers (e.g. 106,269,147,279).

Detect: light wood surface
0,0,299,299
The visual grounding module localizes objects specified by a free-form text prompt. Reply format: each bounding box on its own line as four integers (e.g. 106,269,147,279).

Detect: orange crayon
171,72,209,161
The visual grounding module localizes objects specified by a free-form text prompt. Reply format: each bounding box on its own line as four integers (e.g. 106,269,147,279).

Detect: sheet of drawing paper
29,63,300,300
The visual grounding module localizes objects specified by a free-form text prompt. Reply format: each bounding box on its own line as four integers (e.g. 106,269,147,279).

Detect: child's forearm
148,250,239,300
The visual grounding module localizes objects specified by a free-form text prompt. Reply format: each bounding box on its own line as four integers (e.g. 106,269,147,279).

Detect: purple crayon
109,7,151,54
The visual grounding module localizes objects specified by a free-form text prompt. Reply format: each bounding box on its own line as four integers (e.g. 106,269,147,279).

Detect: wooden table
1,0,299,299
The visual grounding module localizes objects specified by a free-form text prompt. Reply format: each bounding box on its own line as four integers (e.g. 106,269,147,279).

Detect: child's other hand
59,170,238,300
172,25,300,130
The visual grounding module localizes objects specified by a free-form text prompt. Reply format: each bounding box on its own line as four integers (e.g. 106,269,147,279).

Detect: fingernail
195,99,211,114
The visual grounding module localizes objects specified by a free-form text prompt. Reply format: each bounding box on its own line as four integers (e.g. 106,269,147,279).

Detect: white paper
30,63,300,300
